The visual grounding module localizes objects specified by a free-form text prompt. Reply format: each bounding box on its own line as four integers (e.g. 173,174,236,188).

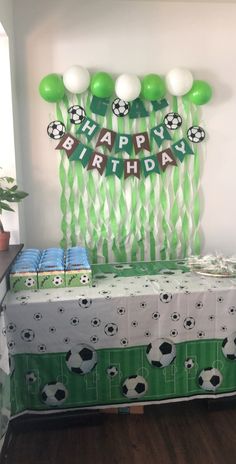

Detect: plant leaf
0,201,15,212
0,176,15,183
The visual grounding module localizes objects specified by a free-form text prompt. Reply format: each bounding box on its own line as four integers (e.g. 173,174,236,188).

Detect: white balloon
115,74,141,102
165,68,193,97
63,65,90,94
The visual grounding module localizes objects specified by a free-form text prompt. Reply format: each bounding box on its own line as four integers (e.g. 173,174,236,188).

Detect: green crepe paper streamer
105,106,121,261
62,94,71,131
106,107,124,262
172,96,178,114
128,117,139,262
137,117,148,262
62,95,77,247
193,107,201,255
85,92,98,263
170,96,184,259
95,112,109,262
160,170,168,260
75,94,88,247
148,108,159,261
183,98,201,255
117,117,128,262
56,102,68,249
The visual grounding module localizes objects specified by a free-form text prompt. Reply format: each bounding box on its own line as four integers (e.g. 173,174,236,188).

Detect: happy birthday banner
56,128,194,179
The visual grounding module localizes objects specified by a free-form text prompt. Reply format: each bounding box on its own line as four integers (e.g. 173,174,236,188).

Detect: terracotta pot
0,231,10,251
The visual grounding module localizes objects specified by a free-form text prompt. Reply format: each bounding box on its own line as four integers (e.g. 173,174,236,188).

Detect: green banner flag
106,156,124,178
171,138,194,162
114,133,133,156
90,96,110,116
141,155,160,177
129,98,149,119
150,123,172,148
151,98,169,112
69,142,93,167
76,117,100,142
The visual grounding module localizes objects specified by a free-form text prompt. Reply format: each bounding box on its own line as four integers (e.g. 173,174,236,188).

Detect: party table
3,260,236,417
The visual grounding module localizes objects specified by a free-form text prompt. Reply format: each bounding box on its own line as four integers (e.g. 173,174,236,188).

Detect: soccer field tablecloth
3,260,236,416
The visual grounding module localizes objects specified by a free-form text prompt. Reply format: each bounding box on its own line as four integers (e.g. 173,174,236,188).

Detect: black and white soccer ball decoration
222,332,236,360
52,276,63,287
47,121,66,140
41,382,68,406
146,338,176,368
68,105,86,125
112,98,130,117
187,126,205,143
184,358,195,369
164,112,182,130
198,367,223,391
122,375,148,399
78,298,92,309
25,277,35,288
25,371,37,384
104,323,118,337
66,344,97,374
106,365,119,378
21,329,35,342
160,292,172,303
183,317,195,330
80,274,90,285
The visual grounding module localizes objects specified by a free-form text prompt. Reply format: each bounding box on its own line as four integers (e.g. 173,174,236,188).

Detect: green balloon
141,74,166,101
186,80,212,105
90,72,114,99
39,74,65,103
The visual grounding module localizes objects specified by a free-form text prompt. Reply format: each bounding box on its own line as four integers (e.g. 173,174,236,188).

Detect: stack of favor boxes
9,247,92,292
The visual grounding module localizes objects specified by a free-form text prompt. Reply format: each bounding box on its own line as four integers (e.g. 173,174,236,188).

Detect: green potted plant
0,170,28,251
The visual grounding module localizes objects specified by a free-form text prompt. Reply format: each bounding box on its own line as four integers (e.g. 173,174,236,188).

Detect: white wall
0,0,25,244
12,0,236,255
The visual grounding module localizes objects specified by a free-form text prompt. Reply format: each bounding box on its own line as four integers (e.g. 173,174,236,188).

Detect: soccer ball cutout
26,371,37,384
122,375,148,399
52,276,63,287
184,358,195,369
66,344,97,374
171,312,180,322
68,105,86,125
183,317,195,330
25,277,35,288
21,329,35,342
198,368,223,392
7,322,16,333
41,382,68,406
47,121,65,140
164,112,182,130
187,126,205,143
146,338,176,368
104,323,118,336
78,298,92,309
106,366,118,378
91,318,101,327
160,293,172,303
222,332,236,360
112,98,130,117
38,344,47,353
80,274,90,285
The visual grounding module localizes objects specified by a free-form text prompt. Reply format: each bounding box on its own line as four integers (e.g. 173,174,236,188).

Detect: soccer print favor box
10,247,92,292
